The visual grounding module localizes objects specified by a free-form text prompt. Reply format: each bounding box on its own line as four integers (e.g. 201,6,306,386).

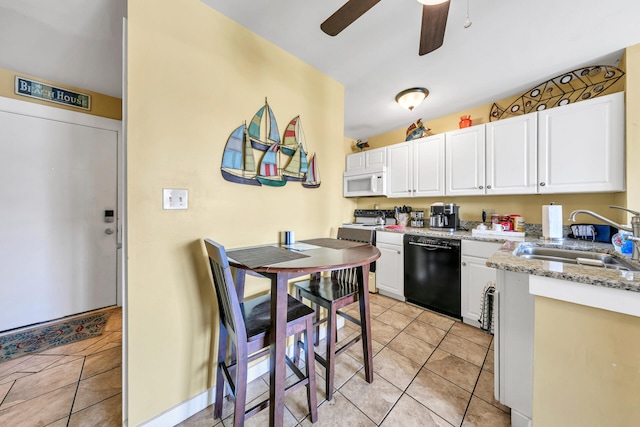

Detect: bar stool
204,238,318,426
293,228,374,400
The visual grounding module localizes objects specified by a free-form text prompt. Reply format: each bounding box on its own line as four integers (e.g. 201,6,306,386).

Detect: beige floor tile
81,345,122,379
387,331,435,366
449,322,493,348
39,334,107,356
300,391,375,427
315,352,363,393
345,337,384,364
219,376,270,420
381,394,452,427
389,303,424,319
1,357,83,408
439,334,487,367
417,310,455,331
462,396,510,427
490,337,494,350
44,354,85,370
373,347,422,391
425,349,481,392
284,374,326,421
0,381,12,403
6,354,64,374
0,383,76,426
473,368,510,413
175,404,222,427
0,355,34,378
46,417,70,427
406,368,471,426
73,366,122,413
376,310,413,330
404,319,447,346
104,308,122,332
222,390,298,427
367,302,388,318
340,371,402,424
369,318,401,346
0,371,31,385
68,392,121,427
369,294,397,309
483,349,494,373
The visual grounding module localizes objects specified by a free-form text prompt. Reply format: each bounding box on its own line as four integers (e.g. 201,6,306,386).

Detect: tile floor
0,308,122,426
179,294,510,427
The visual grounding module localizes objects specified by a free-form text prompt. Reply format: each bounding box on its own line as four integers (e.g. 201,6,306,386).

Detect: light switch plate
163,188,189,210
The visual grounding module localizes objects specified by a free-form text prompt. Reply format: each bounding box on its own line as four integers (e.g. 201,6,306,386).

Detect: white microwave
343,165,387,197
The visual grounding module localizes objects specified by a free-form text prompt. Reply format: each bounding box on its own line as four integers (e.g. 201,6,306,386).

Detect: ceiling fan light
395,87,429,111
416,0,448,5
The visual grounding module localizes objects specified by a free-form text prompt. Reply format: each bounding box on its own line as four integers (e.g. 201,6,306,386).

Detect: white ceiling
1,1,639,141
202,0,640,139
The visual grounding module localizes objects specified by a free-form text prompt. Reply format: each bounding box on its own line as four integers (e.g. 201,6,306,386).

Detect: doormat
0,310,112,362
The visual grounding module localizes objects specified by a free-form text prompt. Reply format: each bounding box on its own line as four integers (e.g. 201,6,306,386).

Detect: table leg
268,272,288,427
357,265,374,383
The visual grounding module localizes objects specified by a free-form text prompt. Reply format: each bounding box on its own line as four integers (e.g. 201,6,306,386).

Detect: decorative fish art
405,118,430,141
490,65,624,121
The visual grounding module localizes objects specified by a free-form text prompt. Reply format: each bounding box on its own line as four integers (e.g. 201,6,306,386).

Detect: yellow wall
127,0,355,423
0,67,121,120
532,296,640,426
358,65,628,225
625,44,640,218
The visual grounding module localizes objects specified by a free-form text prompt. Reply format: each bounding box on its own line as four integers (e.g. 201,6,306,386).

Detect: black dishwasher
404,234,461,319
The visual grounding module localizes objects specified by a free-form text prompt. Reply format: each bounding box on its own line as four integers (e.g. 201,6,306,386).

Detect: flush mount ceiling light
395,87,429,111
416,0,448,4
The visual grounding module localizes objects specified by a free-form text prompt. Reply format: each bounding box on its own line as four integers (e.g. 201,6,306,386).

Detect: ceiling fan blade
419,1,451,55
321,0,382,36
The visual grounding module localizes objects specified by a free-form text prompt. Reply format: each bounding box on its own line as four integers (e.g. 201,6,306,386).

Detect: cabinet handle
397,250,401,254
479,185,484,190
462,261,467,266
486,185,492,189
539,182,546,186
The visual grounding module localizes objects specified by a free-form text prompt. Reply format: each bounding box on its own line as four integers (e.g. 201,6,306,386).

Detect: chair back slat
332,228,375,284
204,238,246,343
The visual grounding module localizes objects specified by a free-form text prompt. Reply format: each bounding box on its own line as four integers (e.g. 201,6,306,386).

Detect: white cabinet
445,125,486,196
486,113,538,195
387,135,445,198
495,270,534,426
345,147,387,172
461,240,502,327
375,231,404,301
537,91,625,193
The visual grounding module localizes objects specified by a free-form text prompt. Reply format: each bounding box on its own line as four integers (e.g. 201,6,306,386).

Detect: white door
0,104,118,331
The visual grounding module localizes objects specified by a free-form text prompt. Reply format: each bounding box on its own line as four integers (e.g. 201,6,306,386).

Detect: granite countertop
375,224,640,293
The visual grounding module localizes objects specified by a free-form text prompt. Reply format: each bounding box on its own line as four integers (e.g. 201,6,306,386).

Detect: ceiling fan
320,0,451,56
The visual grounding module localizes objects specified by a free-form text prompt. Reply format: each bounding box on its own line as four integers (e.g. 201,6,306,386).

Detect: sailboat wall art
220,98,320,189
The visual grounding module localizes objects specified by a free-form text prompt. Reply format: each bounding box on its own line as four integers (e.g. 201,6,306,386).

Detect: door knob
105,228,115,235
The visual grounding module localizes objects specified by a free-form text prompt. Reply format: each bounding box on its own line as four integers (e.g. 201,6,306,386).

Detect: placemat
299,238,368,250
227,246,309,269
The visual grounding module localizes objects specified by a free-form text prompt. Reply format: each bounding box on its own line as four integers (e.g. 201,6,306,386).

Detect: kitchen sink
514,246,640,271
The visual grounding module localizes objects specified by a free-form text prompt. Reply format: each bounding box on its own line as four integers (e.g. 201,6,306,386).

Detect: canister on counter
491,213,500,225
512,215,525,232
499,215,512,231
510,214,521,232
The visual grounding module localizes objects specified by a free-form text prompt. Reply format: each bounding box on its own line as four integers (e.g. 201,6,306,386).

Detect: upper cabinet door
486,113,538,195
345,152,365,172
537,92,625,194
414,134,445,197
365,147,386,169
446,125,486,196
387,142,412,198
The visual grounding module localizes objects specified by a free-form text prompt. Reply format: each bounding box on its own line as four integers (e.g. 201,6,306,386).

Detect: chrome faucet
568,206,640,261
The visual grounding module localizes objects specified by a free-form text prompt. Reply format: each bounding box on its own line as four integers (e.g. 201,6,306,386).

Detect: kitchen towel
542,204,563,239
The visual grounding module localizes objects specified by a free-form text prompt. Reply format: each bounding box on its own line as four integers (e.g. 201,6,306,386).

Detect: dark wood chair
203,238,318,426
293,227,374,400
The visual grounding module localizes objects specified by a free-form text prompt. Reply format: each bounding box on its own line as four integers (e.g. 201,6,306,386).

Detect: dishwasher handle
408,241,452,250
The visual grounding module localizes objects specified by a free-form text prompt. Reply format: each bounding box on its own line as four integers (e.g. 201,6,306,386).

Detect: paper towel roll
542,205,563,239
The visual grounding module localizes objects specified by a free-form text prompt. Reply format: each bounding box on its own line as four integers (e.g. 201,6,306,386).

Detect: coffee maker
429,203,460,231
